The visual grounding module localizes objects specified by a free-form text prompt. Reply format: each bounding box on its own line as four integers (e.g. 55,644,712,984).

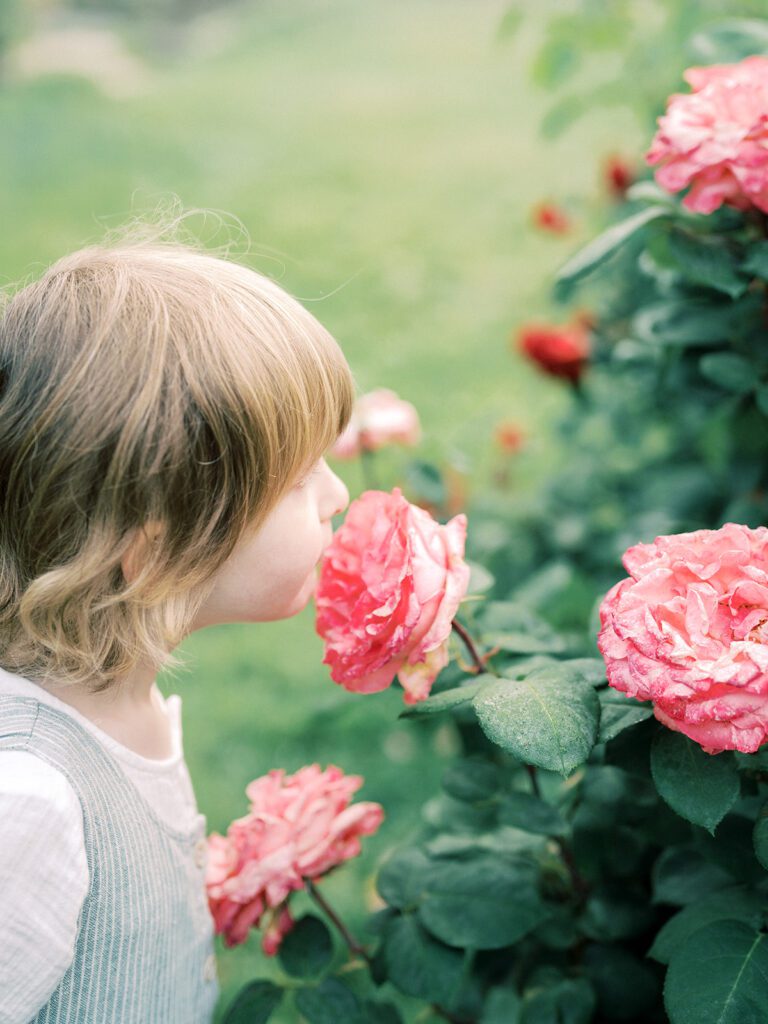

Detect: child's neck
41,663,175,761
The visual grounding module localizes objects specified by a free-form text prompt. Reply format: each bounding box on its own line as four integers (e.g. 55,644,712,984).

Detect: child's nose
325,463,349,519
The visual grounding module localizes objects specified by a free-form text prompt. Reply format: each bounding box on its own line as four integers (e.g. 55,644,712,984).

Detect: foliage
219,12,768,1024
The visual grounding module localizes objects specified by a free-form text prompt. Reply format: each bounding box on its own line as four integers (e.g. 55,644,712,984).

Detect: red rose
604,154,634,200
516,321,591,383
531,201,571,235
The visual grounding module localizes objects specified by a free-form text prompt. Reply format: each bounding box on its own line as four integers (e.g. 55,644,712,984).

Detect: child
0,220,353,1022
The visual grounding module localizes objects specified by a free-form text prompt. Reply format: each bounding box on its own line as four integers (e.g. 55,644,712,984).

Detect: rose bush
205,765,383,954
214,23,768,1024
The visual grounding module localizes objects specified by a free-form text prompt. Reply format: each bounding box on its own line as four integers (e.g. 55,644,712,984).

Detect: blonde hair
0,216,356,694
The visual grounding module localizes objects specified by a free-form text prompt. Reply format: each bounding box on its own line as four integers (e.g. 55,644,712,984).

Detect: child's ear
121,521,164,585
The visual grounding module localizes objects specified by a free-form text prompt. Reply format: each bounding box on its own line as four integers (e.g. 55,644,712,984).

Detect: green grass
0,1,648,1018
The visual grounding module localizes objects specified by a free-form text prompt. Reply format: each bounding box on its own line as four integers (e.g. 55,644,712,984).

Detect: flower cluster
598,523,768,754
646,55,768,215
315,487,470,704
205,765,383,954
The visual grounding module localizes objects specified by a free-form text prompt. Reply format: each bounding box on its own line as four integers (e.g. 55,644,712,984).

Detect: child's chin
288,569,319,614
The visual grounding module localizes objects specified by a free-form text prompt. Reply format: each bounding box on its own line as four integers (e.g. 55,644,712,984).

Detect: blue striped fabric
0,695,219,1023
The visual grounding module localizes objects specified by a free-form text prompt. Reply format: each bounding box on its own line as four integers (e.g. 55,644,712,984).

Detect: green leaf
598,690,653,743
664,920,768,1024
652,847,735,906
484,629,568,655
381,913,464,1003
555,206,670,290
742,240,768,279
756,384,768,417
465,559,496,594
361,1000,404,1024
418,853,548,948
479,601,568,654
579,887,655,941
497,789,568,836
532,36,580,88
481,986,522,1023
277,914,333,978
376,847,432,909
649,887,764,964
699,353,756,395
583,944,660,1021
540,93,587,140
402,459,445,504
399,681,485,717
473,668,600,776
496,9,524,41
650,731,740,834
294,978,365,1024
222,980,283,1024
558,658,607,688
690,19,768,64
667,228,748,298
442,758,501,802
521,973,596,1024
632,297,756,348
424,825,544,860
754,799,768,871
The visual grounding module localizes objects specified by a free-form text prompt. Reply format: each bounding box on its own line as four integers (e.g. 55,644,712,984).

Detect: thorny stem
451,618,492,675
304,879,373,967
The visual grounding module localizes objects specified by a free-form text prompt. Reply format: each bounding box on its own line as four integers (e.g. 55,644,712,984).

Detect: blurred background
1,0,760,1018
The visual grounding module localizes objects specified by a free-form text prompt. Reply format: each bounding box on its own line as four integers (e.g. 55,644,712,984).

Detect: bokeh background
2,0,760,1019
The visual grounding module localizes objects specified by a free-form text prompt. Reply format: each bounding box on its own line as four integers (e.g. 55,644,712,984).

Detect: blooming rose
516,321,591,383
597,523,768,755
330,388,422,460
646,55,768,214
205,764,383,953
531,201,571,234
315,487,470,703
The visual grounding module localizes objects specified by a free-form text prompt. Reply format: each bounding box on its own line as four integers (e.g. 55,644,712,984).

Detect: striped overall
0,695,220,1023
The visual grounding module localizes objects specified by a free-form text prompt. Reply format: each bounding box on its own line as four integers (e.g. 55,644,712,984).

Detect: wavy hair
0,216,356,693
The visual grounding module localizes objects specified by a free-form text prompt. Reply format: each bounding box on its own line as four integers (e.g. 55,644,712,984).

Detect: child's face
190,456,350,628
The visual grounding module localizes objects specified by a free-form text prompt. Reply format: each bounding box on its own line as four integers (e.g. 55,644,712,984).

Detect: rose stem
525,763,542,798
451,618,488,675
305,878,373,967
525,766,589,900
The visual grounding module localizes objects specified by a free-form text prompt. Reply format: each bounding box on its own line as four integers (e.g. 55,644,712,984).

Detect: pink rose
315,487,471,703
329,388,421,460
646,55,768,214
205,764,383,953
597,523,768,754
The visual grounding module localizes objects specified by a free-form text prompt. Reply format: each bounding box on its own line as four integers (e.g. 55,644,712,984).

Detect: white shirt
0,666,205,1024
